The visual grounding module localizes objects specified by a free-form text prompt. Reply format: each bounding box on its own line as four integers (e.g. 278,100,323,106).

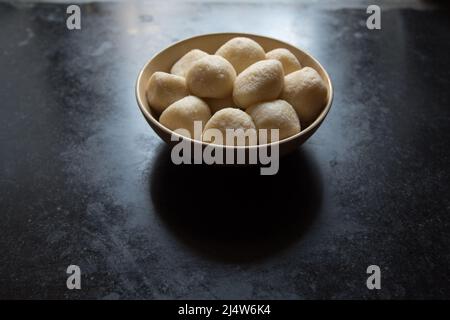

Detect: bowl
135,32,333,158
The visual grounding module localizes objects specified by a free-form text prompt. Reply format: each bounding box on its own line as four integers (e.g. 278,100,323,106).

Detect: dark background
0,0,449,299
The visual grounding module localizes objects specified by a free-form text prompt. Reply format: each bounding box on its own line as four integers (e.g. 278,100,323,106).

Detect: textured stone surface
0,1,449,299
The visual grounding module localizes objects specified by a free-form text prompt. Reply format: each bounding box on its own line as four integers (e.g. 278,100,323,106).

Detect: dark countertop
0,1,449,299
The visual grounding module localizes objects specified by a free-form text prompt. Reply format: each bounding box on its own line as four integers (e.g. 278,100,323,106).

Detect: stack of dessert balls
146,37,328,146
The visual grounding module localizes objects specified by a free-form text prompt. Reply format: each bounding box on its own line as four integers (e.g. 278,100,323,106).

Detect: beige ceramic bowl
136,33,333,157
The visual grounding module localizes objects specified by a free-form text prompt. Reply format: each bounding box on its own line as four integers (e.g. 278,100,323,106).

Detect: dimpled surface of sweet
266,48,302,75
146,72,189,113
170,49,208,78
204,96,237,114
159,96,211,140
246,99,301,142
186,55,236,98
233,59,284,109
281,67,328,127
215,37,266,74
203,108,256,146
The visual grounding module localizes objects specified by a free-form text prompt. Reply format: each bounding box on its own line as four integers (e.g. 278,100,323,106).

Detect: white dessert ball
159,96,211,140
186,55,236,99
215,37,266,74
170,49,208,78
203,108,256,146
246,100,301,143
204,96,237,114
266,48,302,75
280,67,328,127
146,72,189,113
233,59,284,109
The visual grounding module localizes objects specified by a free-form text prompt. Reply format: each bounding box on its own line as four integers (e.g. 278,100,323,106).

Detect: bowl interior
136,33,333,147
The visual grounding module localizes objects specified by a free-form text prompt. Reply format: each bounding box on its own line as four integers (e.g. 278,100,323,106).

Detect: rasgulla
246,100,301,143
146,72,189,113
280,67,327,127
186,55,236,99
266,48,302,75
215,37,266,74
170,49,208,78
233,59,284,109
159,96,211,140
203,108,257,146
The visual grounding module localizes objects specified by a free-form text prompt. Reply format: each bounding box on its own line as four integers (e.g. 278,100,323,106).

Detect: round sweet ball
233,59,284,109
159,96,211,140
203,108,257,146
215,37,266,74
170,49,208,78
204,96,237,114
266,48,302,75
146,72,189,113
246,100,301,143
280,67,328,127
186,55,236,99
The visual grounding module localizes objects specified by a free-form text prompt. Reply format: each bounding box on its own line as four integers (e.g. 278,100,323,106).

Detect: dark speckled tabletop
0,1,449,299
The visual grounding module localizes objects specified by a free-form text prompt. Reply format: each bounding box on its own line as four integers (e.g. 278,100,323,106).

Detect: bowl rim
135,32,334,150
